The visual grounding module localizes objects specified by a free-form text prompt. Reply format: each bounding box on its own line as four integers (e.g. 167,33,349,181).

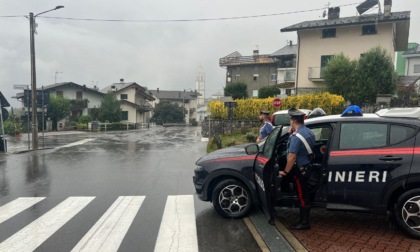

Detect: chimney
111,85,116,91
157,88,159,93
93,85,99,91
328,7,340,19
289,40,293,46
384,0,392,17
120,78,124,83
253,50,259,58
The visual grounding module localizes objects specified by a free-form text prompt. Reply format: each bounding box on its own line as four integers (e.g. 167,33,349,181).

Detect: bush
78,115,92,124
75,123,88,130
245,132,258,142
3,120,22,136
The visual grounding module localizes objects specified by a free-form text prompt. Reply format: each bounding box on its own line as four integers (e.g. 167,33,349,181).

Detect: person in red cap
256,110,273,143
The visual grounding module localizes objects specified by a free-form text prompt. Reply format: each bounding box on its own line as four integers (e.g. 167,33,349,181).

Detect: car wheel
212,179,252,218
395,189,420,239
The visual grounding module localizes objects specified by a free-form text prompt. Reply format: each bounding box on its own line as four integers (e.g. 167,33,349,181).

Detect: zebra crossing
0,195,198,252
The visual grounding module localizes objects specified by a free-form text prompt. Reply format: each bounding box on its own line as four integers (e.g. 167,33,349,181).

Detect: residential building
396,42,418,75
269,42,297,97
402,43,420,76
281,5,410,94
219,50,278,98
101,79,155,125
15,82,104,118
150,89,200,124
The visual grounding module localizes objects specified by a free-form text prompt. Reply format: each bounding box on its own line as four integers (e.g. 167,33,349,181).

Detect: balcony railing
70,99,89,110
308,67,326,81
284,69,296,82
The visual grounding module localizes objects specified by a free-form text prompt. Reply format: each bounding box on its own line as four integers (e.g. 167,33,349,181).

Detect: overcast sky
0,0,418,107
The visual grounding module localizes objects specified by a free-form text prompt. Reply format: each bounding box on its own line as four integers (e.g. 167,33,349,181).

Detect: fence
88,122,154,132
201,119,261,138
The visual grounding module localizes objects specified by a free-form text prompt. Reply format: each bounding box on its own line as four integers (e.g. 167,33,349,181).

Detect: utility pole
29,6,64,150
29,12,38,150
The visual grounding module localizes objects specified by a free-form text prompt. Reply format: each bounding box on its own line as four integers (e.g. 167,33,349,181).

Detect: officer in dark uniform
279,108,316,230
257,110,273,143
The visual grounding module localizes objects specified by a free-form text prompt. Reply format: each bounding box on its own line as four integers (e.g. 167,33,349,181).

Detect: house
219,50,278,98
280,4,410,94
402,43,420,76
149,89,200,124
396,42,419,76
44,82,105,118
15,82,104,118
101,79,155,125
269,42,297,97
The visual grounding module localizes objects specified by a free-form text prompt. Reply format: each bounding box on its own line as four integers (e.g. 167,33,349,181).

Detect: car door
326,122,415,211
253,126,282,222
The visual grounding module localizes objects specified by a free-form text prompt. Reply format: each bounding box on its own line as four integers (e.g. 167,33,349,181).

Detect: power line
34,2,362,23
0,15,25,18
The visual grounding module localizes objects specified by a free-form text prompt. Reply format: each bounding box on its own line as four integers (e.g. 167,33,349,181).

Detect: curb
274,218,308,252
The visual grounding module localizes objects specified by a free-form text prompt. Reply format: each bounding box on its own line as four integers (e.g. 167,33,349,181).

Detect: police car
193,106,420,239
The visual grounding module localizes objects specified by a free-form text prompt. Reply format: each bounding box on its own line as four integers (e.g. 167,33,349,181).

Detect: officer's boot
289,206,310,230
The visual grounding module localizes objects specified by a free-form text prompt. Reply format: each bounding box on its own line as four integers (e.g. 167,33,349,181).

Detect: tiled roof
149,90,201,101
281,11,410,32
101,82,155,100
270,45,297,57
42,82,104,96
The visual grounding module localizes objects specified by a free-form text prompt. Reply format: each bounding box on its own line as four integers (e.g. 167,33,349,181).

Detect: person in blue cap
279,108,316,230
256,110,273,143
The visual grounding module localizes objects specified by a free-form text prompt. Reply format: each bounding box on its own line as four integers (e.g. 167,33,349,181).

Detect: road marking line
59,138,95,148
154,195,198,252
0,197,46,224
72,196,145,252
0,197,95,252
243,217,270,252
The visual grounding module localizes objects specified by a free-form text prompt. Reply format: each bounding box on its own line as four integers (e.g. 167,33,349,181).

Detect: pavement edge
243,217,270,252
274,218,308,252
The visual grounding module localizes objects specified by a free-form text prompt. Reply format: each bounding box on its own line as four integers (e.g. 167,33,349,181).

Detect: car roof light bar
341,105,363,117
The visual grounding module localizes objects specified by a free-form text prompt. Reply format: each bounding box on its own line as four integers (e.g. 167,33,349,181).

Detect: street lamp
29,5,64,150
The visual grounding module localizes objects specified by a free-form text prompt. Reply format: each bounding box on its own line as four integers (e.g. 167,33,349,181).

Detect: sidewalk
3,131,89,154
276,208,420,252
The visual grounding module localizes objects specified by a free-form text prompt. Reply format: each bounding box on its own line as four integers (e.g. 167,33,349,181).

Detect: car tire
212,179,252,218
395,189,420,239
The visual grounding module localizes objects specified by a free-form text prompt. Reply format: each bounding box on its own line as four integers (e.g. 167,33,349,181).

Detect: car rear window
390,125,416,145
273,114,290,126
339,123,387,149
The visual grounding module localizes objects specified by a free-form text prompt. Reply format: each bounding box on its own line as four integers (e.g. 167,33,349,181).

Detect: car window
311,127,331,141
339,123,387,149
262,127,281,157
273,114,290,126
390,125,416,145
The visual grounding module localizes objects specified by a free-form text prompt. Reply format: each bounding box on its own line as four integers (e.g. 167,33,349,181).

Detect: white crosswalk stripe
72,196,145,252
0,197,95,252
154,195,198,252
0,197,45,225
0,195,199,252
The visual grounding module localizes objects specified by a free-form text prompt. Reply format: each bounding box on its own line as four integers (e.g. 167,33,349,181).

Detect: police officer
257,110,273,143
279,108,316,230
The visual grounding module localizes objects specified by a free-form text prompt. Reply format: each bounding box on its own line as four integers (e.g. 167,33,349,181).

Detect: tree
323,47,397,105
356,47,396,105
46,96,71,131
151,101,185,125
258,86,280,98
224,82,248,99
323,53,358,103
98,92,122,122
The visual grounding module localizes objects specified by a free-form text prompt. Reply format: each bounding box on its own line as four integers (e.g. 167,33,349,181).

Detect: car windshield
273,114,291,126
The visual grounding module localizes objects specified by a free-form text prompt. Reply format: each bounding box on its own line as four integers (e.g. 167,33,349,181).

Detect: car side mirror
245,144,259,155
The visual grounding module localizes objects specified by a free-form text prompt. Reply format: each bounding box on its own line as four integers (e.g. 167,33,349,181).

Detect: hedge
208,92,345,120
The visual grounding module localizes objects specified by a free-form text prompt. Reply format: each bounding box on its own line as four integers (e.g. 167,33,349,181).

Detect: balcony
308,67,325,82
284,69,296,82
70,99,88,110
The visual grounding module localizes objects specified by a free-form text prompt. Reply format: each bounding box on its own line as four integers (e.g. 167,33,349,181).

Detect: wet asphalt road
0,127,260,252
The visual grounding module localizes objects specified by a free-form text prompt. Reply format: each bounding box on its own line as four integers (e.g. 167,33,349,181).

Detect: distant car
193,107,420,239
270,109,312,126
